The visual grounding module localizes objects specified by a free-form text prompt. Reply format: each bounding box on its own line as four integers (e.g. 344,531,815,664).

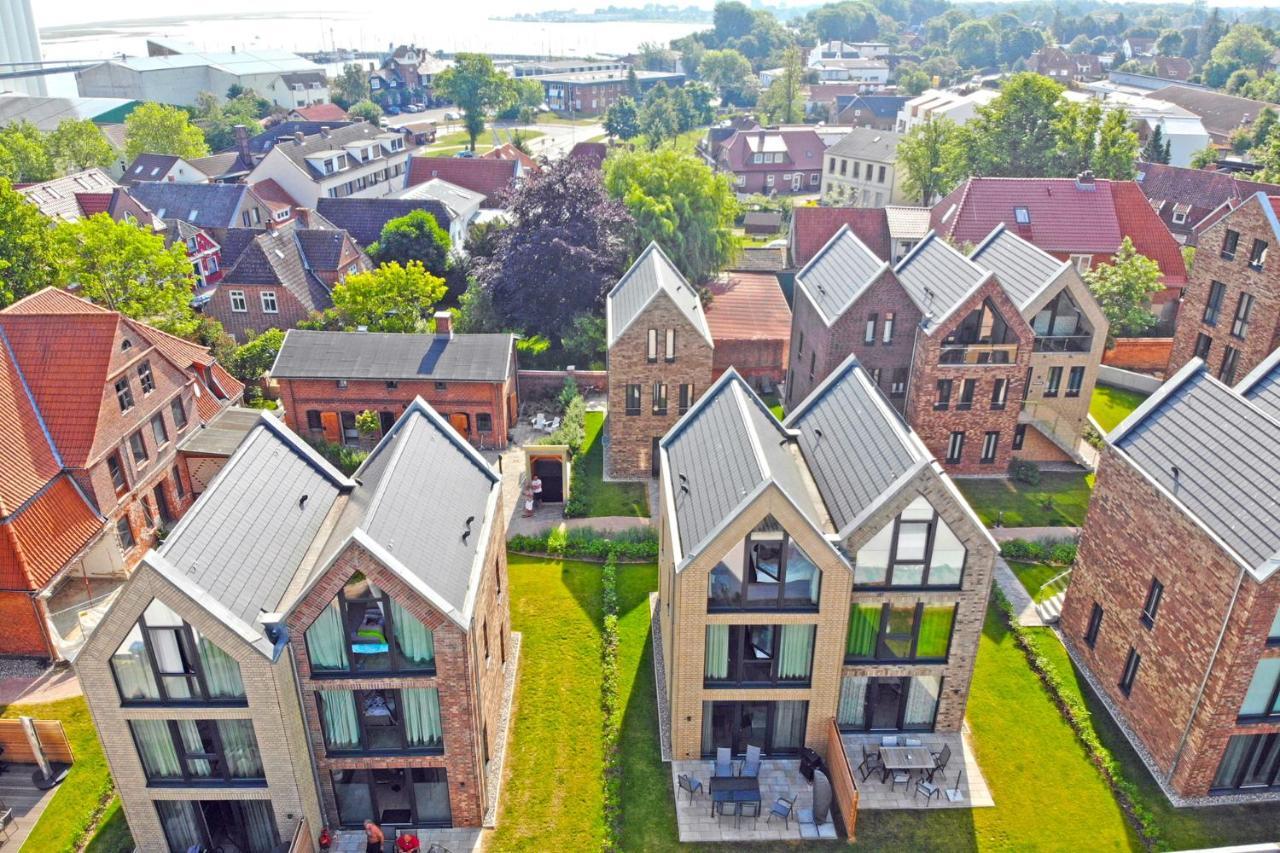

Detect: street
381,108,604,160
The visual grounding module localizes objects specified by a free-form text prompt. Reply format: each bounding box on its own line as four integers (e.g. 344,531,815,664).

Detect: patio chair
915,779,942,805
530,412,549,430
927,744,952,783
889,770,912,792
714,747,734,778
904,737,923,747
0,799,12,842
857,742,881,782
740,744,762,778
880,735,898,748
767,794,796,829
542,416,561,433
677,773,703,802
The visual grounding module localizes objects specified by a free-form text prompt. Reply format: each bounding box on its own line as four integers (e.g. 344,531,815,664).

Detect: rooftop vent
1075,170,1096,191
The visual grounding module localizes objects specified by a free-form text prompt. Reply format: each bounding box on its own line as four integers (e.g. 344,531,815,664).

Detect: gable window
941,298,1017,363
130,718,264,784
108,452,128,493
1140,577,1163,628
652,382,668,416
116,378,135,412
1249,238,1268,271
946,431,964,464
1221,228,1240,260
129,429,149,464
1032,289,1090,351
889,368,907,398
990,378,1008,410
935,379,952,410
304,574,437,676
1012,423,1026,450
704,624,815,687
864,313,877,345
1045,366,1062,397
316,687,443,754
151,413,169,447
1194,333,1213,360
855,496,966,588
882,312,895,344
679,383,694,414
1232,293,1255,339
625,384,641,416
229,290,247,313
707,519,821,611
138,361,156,395
665,328,676,362
1119,647,1141,696
1066,366,1085,398
1203,281,1227,325
957,378,976,411
170,397,188,430
1221,346,1240,384
1240,659,1280,721
846,602,956,663
109,599,246,704
1085,602,1103,648
646,329,657,363
980,431,999,464
1171,206,1188,225
260,291,279,314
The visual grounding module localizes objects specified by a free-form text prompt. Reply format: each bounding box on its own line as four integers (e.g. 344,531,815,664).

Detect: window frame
625,384,641,416
1140,577,1163,629
1065,366,1085,398
129,718,266,786
1221,228,1240,261
935,379,952,410
678,383,693,414
946,431,964,464
980,431,999,464
129,429,149,465
665,328,676,363
1084,602,1103,648
260,290,279,314
1119,647,1141,696
1045,366,1063,398
864,313,877,345
229,290,247,313
108,452,128,493
646,329,658,363
170,397,188,430
1221,345,1240,383
1193,332,1213,360
1249,238,1268,271
1232,292,1255,340
882,311,895,344
704,624,815,688
844,602,957,664
115,377,135,413
110,607,247,707
707,529,823,613
651,382,668,416
854,502,967,590
990,378,1008,410
151,413,169,448
304,579,437,678
1204,281,1227,326
137,361,156,395
956,378,976,411
1012,423,1026,451
315,687,445,756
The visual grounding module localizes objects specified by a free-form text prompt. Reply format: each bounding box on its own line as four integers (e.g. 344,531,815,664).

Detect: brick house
1059,353,1280,800
271,319,518,451
605,242,714,478
784,225,1106,474
74,398,514,849
1135,162,1280,244
0,288,242,660
657,360,996,761
713,128,827,196
160,219,224,292
536,69,685,117
1029,47,1103,82
789,204,930,268
1168,192,1280,384
704,272,791,390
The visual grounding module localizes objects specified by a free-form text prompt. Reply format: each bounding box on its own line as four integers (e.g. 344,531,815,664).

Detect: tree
0,121,53,182
966,72,1064,177
896,65,931,96
561,313,606,367
1092,108,1139,180
455,279,501,333
1203,24,1274,88
355,410,381,437
999,27,1045,66
698,48,757,105
1085,237,1163,339
638,91,679,149
1053,100,1103,177
714,1,756,42
347,99,384,124
604,146,739,283
686,82,717,126
604,97,641,141
330,262,447,333
0,178,58,306
47,119,114,172
1196,7,1225,68
948,20,998,68
1156,29,1184,56
1190,144,1219,169
1140,124,1171,164
230,328,285,383
124,103,209,162
53,214,198,336
331,63,370,109
758,46,804,125
368,209,451,277
898,117,967,205
434,54,515,152
194,91,262,151
812,2,879,42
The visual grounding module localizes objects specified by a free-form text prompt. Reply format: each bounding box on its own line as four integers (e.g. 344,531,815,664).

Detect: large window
837,675,942,732
1032,289,1091,352
110,600,245,705
1240,659,1280,721
1232,293,1256,339
1119,647,1141,696
707,520,821,611
317,687,443,753
331,768,451,827
1213,733,1280,792
1140,578,1163,629
130,719,263,784
1084,602,1103,648
940,298,1018,364
304,575,436,676
157,799,279,853
700,700,808,756
1204,281,1227,325
854,496,966,588
845,602,955,662
704,624,814,687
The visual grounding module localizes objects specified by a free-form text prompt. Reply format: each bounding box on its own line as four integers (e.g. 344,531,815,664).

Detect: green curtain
130,719,180,779
777,625,814,679
197,634,245,699
403,687,443,748
846,604,880,658
704,625,729,680
916,606,956,659
157,801,201,851
307,600,350,671
176,720,212,777
392,599,435,669
218,719,263,778
319,690,361,750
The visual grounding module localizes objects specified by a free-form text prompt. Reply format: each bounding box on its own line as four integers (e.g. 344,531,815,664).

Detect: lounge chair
530,412,549,430
714,747,734,778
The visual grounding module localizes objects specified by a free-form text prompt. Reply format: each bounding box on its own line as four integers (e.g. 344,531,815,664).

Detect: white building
896,88,999,133
1074,87,1211,168
808,40,890,65
819,126,906,207
247,123,417,208
396,178,483,249
1,0,46,96
76,49,329,108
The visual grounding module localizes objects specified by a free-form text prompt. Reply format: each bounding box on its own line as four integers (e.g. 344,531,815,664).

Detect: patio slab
841,729,994,810
671,759,834,842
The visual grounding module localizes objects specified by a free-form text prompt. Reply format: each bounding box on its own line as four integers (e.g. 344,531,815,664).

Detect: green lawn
422,129,544,156
1090,385,1149,433
1025,630,1280,850
572,412,649,517
1007,560,1067,603
84,799,132,852
956,472,1095,528
762,394,784,420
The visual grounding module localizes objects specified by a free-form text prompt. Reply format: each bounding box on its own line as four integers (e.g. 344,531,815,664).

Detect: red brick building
704,272,791,390
713,128,827,195
0,288,242,659
1060,354,1280,800
272,319,518,451
1135,163,1280,245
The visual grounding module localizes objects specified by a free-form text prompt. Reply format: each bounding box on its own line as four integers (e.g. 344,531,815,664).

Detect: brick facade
206,284,316,343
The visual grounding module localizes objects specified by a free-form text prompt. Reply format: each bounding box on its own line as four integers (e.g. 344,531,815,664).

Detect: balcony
1033,335,1092,354
938,343,1019,365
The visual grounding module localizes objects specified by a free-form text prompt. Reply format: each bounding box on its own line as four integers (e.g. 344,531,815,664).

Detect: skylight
1014,206,1031,225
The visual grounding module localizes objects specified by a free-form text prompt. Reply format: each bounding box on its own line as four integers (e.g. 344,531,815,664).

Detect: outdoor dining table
708,775,762,823
879,745,936,780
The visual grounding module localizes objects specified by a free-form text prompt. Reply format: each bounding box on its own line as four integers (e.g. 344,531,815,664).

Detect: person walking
531,474,543,508
363,819,385,853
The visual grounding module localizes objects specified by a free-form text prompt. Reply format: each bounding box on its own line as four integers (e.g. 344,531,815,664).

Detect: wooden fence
826,717,859,842
0,718,73,764
288,816,314,853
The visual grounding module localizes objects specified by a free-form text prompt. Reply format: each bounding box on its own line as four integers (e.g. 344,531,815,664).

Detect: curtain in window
771,700,807,751
130,719,180,779
704,625,729,680
916,606,955,659
111,625,159,700
197,634,245,698
402,687,443,748
307,600,350,671
1242,659,1280,716
176,720,213,777
392,599,435,669
156,800,201,851
777,625,814,679
903,676,941,728
238,801,279,853
701,702,715,754
928,519,966,586
218,719,263,778
319,690,361,750
846,604,879,658
837,677,867,727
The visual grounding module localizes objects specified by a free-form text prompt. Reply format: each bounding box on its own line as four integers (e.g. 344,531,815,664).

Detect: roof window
1014,206,1031,225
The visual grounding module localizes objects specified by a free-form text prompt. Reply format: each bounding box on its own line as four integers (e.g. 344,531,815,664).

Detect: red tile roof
705,273,792,342
791,207,891,267
74,192,113,217
719,128,826,173
0,339,62,513
291,103,349,122
406,156,519,207
0,475,104,590
1110,180,1187,285
482,143,540,173
250,178,298,211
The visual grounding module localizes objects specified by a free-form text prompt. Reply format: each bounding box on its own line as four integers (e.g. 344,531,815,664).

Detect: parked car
444,110,461,121
385,105,401,116
454,150,476,158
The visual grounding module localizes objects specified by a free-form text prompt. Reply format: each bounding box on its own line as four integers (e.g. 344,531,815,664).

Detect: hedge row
600,550,622,850
507,526,658,562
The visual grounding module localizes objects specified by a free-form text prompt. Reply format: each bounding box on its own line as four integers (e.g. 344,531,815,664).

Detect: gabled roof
126,182,249,229
794,225,889,325
790,206,891,267
726,246,787,273
188,151,253,180
216,222,352,311
122,153,190,185
894,232,991,327
406,157,519,207
1135,162,1280,230
704,272,791,342
824,126,902,161
246,121,356,156
249,178,298,211
1150,85,1278,139
606,242,712,348
290,103,348,122
315,197,451,247
720,128,826,172
398,178,485,219
271,329,515,383
835,94,906,120
969,225,1072,311
270,122,407,178
17,168,117,222
482,142,540,173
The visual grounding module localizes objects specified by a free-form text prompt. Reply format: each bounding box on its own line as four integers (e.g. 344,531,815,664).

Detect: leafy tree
999,27,1045,66
1067,34,1093,53
1140,124,1171,164
355,410,381,437
899,117,967,205
685,82,716,126
966,72,1064,177
812,1,879,42
192,315,237,366
330,262,447,332
53,214,198,336
347,99,384,124
699,48,757,105
47,119,114,172
1190,145,1219,169
331,63,370,109
125,103,209,161
1203,24,1274,88
1053,100,1103,177
230,328,285,383
368,209,451,277
455,279,501,333
1196,7,1225,68
561,313,606,368
669,86,697,132
1156,29,1184,56
604,146,738,283
1085,237,1163,339
0,121,53,182
714,1,756,42
638,92,679,149
758,46,805,125
949,20,998,68
435,54,515,152
604,97,641,141
500,78,547,120
194,91,262,151
0,178,58,306
637,42,678,71
896,65,931,96
1092,109,1139,180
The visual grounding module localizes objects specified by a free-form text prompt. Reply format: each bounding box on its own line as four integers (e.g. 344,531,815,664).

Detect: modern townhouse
1059,351,1280,801
657,358,996,761
248,123,420,207
895,88,998,134
1167,192,1280,384
819,127,905,207
784,224,1106,474
605,243,715,478
75,397,514,850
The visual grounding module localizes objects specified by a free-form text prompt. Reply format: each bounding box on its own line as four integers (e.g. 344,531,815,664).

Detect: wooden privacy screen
0,719,73,764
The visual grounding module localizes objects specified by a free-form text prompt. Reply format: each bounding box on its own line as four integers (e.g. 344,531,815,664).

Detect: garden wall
1100,338,1172,374
517,369,608,399
1097,365,1162,395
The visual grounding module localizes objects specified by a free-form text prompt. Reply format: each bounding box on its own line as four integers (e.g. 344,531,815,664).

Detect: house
0,288,243,660
535,69,685,117
742,211,783,237
1123,37,1157,61
270,320,518,451
127,182,279,230
1150,85,1280,146
931,174,1188,322
606,243,714,478
73,395,514,849
831,94,907,131
819,127,905,207
1167,193,1280,384
808,40,891,63
713,128,827,196
657,358,996,765
789,204,930,268
1135,162,1280,243
396,179,483,247
75,49,329,108
121,153,213,186
0,93,139,131
247,122,419,207
1152,56,1193,82
1059,352,1280,801
243,120,356,161
896,88,998,134
370,45,451,109
315,197,452,250
482,143,540,175
704,272,791,388
808,58,890,88
16,168,120,222
161,219,224,291
1030,48,1103,83
405,157,521,209
288,102,348,123
784,224,1107,473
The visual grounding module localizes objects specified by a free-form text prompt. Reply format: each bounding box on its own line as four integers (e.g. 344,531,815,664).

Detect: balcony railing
1033,334,1092,353
939,343,1019,365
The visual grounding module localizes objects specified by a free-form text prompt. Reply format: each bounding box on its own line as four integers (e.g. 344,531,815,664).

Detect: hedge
507,526,658,562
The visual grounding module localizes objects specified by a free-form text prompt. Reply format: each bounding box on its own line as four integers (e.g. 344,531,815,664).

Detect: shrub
545,526,568,555
1048,540,1078,565
303,435,368,476
1000,538,1044,561
600,549,622,848
563,494,589,518
540,395,586,454
1000,537,1077,566
558,375,580,411
1009,458,1041,485
504,526,658,560
1083,423,1104,450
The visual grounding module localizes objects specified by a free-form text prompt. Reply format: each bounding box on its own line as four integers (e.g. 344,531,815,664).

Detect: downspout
286,649,329,838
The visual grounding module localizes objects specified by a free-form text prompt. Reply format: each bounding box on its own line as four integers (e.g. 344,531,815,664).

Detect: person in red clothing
395,832,422,852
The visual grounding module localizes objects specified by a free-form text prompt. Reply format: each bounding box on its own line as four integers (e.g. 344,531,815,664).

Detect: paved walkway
994,557,1043,627
0,665,82,707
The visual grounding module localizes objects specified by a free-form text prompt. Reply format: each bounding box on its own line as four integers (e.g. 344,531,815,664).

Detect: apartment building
1059,352,1280,800
895,88,998,134
248,123,419,207
657,359,996,760
819,127,905,207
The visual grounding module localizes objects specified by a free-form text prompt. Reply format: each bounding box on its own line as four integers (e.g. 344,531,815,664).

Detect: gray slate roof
1114,366,1280,579
271,329,514,383
969,225,1068,310
273,122,399,177
894,233,991,328
824,126,902,162
794,225,889,323
127,182,248,228
1239,349,1280,421
247,121,356,156
315,197,452,247
178,406,271,457
607,242,712,348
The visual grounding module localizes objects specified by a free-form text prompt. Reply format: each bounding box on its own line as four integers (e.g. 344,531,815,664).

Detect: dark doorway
533,458,564,503
867,678,905,731
651,436,661,477
153,485,172,525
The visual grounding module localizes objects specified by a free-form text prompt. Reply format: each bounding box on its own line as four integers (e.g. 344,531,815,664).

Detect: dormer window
1014,206,1031,224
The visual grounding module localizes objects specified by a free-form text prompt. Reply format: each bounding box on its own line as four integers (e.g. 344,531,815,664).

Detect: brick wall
727,169,822,195
207,284,316,343
517,369,608,399
712,338,787,388
1102,338,1174,373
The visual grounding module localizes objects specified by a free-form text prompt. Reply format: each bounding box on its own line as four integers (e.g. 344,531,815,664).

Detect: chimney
434,311,453,339
294,131,305,145
234,124,251,161
320,126,330,138
1075,170,1096,190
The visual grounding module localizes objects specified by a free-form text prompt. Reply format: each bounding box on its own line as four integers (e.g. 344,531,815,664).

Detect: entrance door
792,173,802,191
449,413,470,436
651,436,661,477
153,485,172,525
866,678,905,731
532,458,564,502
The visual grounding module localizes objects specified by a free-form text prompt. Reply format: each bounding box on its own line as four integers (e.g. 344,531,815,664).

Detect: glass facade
110,600,245,705
854,497,965,588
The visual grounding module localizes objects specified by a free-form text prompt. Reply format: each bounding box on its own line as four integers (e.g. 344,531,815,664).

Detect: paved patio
0,762,59,848
331,827,483,851
841,730,994,810
670,759,835,843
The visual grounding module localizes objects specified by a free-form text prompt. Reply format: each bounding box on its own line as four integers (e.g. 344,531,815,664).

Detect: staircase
1034,569,1072,624
1018,407,1097,470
